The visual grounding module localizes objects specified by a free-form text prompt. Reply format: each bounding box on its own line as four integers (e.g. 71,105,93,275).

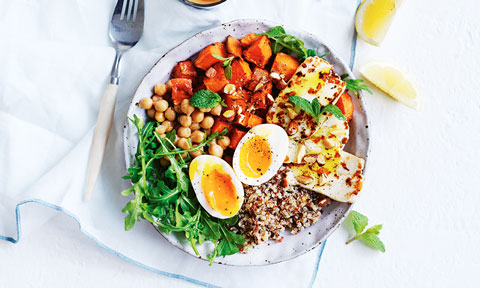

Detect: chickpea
217,136,230,149
173,135,180,146
191,130,205,143
152,95,162,102
166,80,173,92
190,123,201,131
164,107,176,121
163,120,174,132
210,105,222,116
199,107,212,113
174,104,182,114
200,116,215,129
181,99,195,115
155,83,168,96
189,145,203,158
139,97,153,109
209,144,223,158
154,99,169,113
178,115,192,127
146,108,156,118
191,110,204,123
155,125,167,135
177,138,190,150
177,126,191,138
154,112,165,122
159,158,170,167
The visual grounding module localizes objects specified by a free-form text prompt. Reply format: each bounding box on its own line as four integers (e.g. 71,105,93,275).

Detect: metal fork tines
109,0,144,84
84,0,144,201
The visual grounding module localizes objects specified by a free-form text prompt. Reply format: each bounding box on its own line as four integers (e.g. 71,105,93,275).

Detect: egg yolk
201,164,239,216
239,135,272,178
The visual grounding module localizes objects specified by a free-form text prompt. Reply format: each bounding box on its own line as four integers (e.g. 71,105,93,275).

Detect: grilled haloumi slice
266,56,346,139
284,111,349,164
286,151,365,203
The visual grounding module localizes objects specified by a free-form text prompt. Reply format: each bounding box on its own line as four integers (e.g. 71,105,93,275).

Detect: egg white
232,124,289,186
189,155,244,219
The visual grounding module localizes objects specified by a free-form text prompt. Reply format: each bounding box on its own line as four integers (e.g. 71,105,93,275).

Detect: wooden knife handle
84,83,119,201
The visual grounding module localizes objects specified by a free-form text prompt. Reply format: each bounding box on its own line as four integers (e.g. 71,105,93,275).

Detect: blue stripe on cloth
349,0,362,71
1,6,359,287
0,199,222,288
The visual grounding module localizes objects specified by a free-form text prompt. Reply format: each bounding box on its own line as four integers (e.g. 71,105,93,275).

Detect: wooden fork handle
84,83,119,201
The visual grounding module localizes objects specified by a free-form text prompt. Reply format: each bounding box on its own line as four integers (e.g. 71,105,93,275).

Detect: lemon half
359,61,421,110
355,0,401,46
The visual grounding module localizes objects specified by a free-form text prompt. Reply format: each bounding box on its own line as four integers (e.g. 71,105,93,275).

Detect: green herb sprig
288,96,347,122
212,54,234,80
345,210,385,252
189,90,226,109
258,26,326,61
121,115,243,264
341,74,373,96
257,26,311,60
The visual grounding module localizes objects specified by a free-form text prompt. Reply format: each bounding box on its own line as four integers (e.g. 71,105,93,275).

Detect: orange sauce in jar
187,0,222,5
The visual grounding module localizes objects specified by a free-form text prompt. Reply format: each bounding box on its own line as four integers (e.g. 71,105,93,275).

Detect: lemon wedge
355,0,401,46
359,61,421,110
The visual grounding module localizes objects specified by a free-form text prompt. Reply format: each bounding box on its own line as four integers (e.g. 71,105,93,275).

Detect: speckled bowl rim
123,19,371,266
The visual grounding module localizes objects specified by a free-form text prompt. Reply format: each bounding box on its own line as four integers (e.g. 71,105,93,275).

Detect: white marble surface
1,0,479,287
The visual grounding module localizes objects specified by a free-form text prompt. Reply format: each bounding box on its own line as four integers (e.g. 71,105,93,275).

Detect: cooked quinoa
234,167,330,250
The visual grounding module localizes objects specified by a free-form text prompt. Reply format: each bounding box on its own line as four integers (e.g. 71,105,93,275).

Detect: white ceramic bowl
124,19,370,266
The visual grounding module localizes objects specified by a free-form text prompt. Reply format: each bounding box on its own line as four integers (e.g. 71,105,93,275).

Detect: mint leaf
224,65,232,80
360,234,386,252
288,96,314,116
321,104,347,121
189,90,223,109
341,74,373,96
212,54,233,80
345,211,385,253
349,210,368,234
312,98,321,121
363,224,382,236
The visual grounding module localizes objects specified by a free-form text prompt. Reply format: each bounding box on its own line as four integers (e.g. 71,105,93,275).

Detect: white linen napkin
0,0,358,287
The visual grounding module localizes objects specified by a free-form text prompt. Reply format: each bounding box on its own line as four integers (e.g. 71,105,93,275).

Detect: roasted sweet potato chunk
171,60,198,84
229,58,252,88
203,63,228,93
240,33,260,48
249,81,273,111
246,112,264,128
234,111,264,128
226,36,242,57
194,42,227,70
243,35,272,68
224,94,247,114
211,118,232,134
170,78,193,105
271,52,300,82
245,67,271,91
229,128,248,150
335,92,354,121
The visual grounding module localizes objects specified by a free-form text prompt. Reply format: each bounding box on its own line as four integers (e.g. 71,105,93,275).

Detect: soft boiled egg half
232,124,289,186
189,155,244,219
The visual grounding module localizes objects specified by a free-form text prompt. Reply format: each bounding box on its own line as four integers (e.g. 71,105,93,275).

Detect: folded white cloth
0,0,358,287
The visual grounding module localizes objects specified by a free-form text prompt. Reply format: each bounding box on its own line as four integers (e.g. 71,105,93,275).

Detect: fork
84,0,144,201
